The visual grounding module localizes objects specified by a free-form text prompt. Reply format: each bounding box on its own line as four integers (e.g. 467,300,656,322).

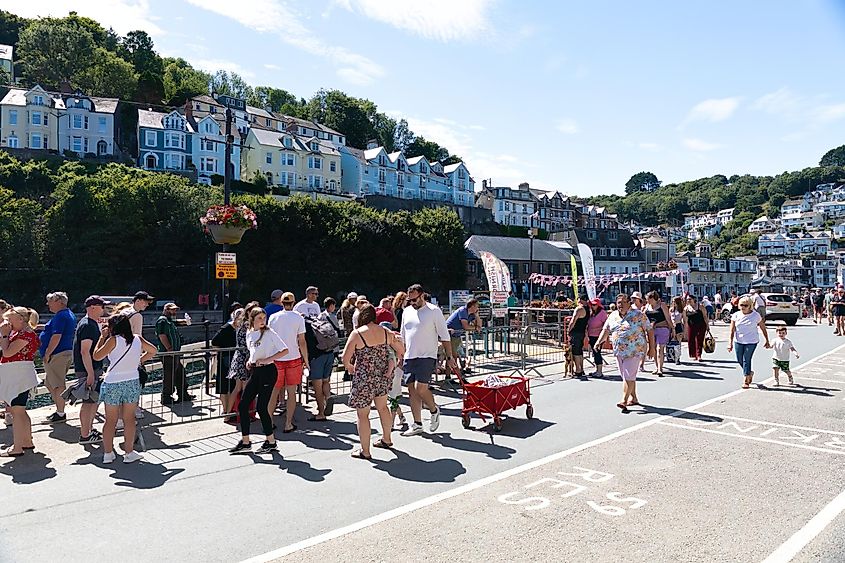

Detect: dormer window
32,95,44,106
310,141,319,151
284,137,292,148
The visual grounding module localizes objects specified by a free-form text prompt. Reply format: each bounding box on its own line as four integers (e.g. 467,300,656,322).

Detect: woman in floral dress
227,303,257,421
341,304,405,460
596,294,655,413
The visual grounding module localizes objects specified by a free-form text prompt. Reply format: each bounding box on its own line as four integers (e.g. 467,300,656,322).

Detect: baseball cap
133,290,155,302
347,292,358,300
270,289,284,301
306,286,318,294
163,302,180,311
281,292,295,303
630,291,644,301
590,298,603,307
84,295,110,307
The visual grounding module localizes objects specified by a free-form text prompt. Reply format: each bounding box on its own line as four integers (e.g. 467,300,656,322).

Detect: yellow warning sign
216,264,237,279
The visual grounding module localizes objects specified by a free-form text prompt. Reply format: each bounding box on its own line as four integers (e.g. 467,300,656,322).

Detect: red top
1,330,40,363
375,307,395,325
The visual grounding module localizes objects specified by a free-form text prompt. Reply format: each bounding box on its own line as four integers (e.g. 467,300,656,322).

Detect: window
329,179,337,191
378,169,386,183
7,136,18,148
308,156,322,169
200,157,217,173
145,130,156,146
33,95,44,106
310,141,319,151
420,175,425,187
587,230,597,240
309,175,322,189
608,231,618,240
72,114,84,129
522,216,528,226
282,152,295,166
279,172,291,186
8,110,17,125
164,153,184,169
539,263,545,274
164,132,185,149
523,263,529,274
265,118,271,127
266,152,273,164
420,164,427,174
284,137,292,148
31,111,42,125
201,138,215,151
330,161,336,172
598,248,607,256
397,173,404,186
30,132,43,149
98,116,107,133
72,136,83,152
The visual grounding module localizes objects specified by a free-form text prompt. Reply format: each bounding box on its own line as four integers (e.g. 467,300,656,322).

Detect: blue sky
5,0,845,196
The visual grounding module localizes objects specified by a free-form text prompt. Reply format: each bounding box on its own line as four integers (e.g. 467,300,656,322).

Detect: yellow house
0,85,62,151
242,128,342,193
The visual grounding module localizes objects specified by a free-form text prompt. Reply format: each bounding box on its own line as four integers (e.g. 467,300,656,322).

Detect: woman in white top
727,295,771,389
229,307,289,456
93,313,157,464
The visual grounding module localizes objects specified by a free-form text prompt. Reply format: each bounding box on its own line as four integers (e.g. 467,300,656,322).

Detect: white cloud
263,63,281,71
0,0,163,35
334,0,493,41
814,103,845,123
184,0,385,85
752,87,801,117
682,138,722,152
682,97,741,125
637,142,661,151
556,118,578,135
194,58,255,80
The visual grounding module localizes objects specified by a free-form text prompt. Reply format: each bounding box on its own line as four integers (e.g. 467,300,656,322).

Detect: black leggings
238,364,276,438
588,335,604,366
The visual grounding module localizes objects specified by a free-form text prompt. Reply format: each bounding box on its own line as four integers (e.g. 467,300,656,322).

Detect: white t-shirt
753,293,766,308
246,328,288,364
401,302,450,360
731,310,762,344
268,310,306,360
714,293,722,306
105,336,142,383
293,300,321,318
772,337,794,361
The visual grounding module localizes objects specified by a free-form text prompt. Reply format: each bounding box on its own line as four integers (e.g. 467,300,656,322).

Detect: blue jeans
734,342,757,376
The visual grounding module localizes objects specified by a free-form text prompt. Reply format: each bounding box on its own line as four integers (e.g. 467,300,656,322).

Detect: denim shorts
309,353,335,380
100,379,141,406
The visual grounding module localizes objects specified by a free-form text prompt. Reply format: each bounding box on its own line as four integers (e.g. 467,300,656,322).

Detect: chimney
184,100,193,121
518,182,530,191
482,179,488,190
366,139,379,150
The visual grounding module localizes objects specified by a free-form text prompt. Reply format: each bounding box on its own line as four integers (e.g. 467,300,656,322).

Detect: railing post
203,319,211,394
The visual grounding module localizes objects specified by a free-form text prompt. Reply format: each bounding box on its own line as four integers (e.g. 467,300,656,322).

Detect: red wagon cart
459,374,534,432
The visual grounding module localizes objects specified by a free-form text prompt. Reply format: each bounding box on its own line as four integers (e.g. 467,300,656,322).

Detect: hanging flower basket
200,204,257,245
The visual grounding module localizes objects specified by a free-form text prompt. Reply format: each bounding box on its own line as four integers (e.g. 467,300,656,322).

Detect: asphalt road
1,318,843,563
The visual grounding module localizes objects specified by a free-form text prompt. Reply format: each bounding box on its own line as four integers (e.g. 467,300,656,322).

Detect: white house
758,231,831,257
443,161,475,207
833,223,845,239
748,215,778,233
716,207,735,225
814,200,845,220
488,183,538,227
58,92,118,156
781,210,823,230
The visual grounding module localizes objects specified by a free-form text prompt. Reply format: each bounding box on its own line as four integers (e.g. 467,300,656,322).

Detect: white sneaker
115,419,125,431
429,407,441,432
122,451,143,464
103,451,116,464
402,423,423,437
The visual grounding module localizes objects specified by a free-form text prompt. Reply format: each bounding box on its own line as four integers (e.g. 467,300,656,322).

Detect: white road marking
240,342,845,563
792,377,845,384
691,413,845,436
657,421,845,455
762,488,845,563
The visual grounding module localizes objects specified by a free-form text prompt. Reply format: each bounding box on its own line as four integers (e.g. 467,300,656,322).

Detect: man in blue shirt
264,289,284,317
40,291,77,423
446,299,480,376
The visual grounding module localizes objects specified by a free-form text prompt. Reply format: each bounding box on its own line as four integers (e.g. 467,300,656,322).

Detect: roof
443,162,463,174
574,227,639,253
0,87,64,108
782,199,805,206
249,128,340,156
278,114,343,137
88,97,119,114
364,147,384,160
137,109,195,132
0,44,12,61
246,105,274,120
406,155,426,166
464,235,575,262
192,95,223,107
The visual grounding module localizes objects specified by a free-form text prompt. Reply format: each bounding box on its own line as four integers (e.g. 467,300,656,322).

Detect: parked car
761,292,799,325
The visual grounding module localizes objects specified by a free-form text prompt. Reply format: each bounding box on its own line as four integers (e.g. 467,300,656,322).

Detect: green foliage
820,145,845,167
162,57,211,105
405,136,450,162
77,47,139,100
209,70,253,100
17,17,97,88
248,86,307,117
0,10,28,46
625,171,661,194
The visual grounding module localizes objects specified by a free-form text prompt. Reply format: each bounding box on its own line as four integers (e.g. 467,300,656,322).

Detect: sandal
350,449,372,460
283,424,297,433
616,402,628,411
626,401,641,407
307,416,327,422
372,438,393,449
0,448,24,457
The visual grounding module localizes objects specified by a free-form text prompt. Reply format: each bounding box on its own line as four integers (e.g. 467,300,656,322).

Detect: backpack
306,315,339,352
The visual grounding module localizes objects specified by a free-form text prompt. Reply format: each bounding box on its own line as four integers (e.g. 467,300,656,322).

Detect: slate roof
465,235,575,262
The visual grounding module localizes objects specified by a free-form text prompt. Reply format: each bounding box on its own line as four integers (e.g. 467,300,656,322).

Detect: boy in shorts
772,327,799,386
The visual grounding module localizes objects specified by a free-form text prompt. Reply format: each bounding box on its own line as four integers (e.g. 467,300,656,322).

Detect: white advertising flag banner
479,251,512,293
577,243,597,301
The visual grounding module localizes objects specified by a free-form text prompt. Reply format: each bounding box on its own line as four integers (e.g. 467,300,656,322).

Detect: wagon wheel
461,413,471,429
526,404,534,419
493,417,503,432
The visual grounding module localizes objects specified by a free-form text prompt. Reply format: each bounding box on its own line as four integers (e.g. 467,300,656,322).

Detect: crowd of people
0,280,832,461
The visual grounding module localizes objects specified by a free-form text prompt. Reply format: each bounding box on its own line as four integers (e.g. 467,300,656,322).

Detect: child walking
381,322,408,431
772,327,799,386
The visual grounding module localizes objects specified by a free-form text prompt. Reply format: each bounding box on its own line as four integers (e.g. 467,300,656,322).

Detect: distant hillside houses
682,207,734,241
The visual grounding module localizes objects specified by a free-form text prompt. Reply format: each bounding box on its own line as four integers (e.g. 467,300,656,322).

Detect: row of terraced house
0,87,475,207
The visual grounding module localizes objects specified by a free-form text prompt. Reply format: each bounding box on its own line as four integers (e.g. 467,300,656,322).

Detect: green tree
209,70,253,100
625,171,661,194
162,58,210,105
406,136,449,162
248,86,306,115
820,145,845,167
17,17,96,88
119,30,164,102
0,10,28,46
77,47,139,99
393,118,415,152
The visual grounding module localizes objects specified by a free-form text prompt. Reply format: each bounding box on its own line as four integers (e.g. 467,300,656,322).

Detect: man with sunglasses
400,284,454,436
294,286,321,318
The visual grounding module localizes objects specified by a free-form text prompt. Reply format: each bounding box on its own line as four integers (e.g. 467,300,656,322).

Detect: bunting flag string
528,269,682,288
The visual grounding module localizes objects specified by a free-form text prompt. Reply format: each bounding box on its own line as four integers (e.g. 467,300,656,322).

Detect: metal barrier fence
15,317,576,448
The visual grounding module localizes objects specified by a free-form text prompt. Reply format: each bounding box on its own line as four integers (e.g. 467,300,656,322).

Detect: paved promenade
1,320,843,563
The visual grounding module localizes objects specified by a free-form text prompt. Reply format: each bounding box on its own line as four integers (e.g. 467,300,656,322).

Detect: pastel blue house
137,108,241,184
